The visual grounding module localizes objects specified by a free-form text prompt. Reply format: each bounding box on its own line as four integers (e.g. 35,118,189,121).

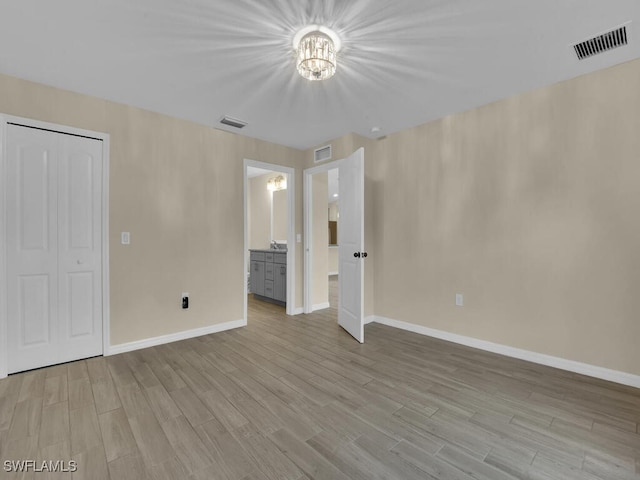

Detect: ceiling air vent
314,144,332,163
220,116,247,129
573,25,628,60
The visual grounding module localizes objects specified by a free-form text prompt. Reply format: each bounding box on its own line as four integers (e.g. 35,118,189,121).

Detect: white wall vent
314,144,332,163
573,25,628,60
220,116,247,129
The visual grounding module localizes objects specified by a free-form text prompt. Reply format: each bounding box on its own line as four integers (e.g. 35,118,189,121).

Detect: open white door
338,148,365,343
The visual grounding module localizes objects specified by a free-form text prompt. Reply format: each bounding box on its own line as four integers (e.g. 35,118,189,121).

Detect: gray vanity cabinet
249,250,286,305
250,252,265,296
274,262,286,302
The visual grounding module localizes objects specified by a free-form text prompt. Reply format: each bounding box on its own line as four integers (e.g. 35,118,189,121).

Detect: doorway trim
303,158,343,314
243,159,296,319
0,114,110,379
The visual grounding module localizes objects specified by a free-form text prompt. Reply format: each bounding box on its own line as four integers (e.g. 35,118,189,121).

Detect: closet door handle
354,252,361,258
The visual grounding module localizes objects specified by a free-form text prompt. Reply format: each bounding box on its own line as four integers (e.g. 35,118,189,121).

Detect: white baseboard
312,302,331,312
372,315,640,389
364,315,375,325
107,319,246,356
328,271,338,276
291,307,304,315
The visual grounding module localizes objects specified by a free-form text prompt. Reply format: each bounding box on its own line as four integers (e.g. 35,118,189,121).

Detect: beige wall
248,173,271,250
328,247,339,276
272,189,287,242
371,58,640,376
0,73,304,345
312,173,329,307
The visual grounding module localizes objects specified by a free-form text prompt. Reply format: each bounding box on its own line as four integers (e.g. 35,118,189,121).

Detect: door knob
354,252,361,258
362,252,368,258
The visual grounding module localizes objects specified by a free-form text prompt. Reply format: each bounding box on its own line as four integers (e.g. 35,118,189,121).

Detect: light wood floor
1,276,639,479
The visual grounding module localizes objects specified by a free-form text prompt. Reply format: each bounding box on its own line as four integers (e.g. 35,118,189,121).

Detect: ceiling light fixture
294,25,341,81
267,175,287,191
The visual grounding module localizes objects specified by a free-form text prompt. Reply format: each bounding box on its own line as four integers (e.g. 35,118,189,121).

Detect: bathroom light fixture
294,25,341,81
267,175,287,191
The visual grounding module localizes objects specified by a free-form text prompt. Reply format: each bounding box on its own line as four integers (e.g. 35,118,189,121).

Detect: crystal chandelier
267,175,287,191
294,26,341,81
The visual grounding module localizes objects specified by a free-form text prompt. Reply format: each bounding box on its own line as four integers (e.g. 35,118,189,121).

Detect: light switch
121,232,130,245
296,234,302,243
455,293,463,307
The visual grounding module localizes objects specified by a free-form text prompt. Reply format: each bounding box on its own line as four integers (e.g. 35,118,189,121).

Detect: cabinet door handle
280,266,285,274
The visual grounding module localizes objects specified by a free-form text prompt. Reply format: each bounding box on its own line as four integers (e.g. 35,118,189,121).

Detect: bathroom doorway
243,160,296,323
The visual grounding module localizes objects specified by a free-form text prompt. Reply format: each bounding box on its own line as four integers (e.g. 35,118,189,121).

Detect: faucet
270,240,277,249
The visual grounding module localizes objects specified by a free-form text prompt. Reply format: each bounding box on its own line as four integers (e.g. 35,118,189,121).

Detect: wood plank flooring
1,275,639,479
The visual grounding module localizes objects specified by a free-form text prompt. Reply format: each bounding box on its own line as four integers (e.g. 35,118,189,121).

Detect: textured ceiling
0,1,638,149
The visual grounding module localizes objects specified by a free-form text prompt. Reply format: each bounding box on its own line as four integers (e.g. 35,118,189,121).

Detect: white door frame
303,158,343,314
243,159,296,319
0,114,110,378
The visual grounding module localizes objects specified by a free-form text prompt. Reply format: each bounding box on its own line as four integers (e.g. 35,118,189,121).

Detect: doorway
243,159,296,322
303,148,365,342
304,167,338,313
0,115,110,378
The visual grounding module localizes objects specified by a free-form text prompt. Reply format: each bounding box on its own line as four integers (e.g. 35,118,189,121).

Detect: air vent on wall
220,116,247,129
573,25,628,60
314,144,332,163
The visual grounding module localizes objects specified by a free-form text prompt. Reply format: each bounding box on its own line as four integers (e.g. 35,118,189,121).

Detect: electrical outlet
182,292,189,309
455,293,463,307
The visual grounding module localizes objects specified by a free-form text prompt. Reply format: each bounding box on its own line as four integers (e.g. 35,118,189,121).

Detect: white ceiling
0,1,638,149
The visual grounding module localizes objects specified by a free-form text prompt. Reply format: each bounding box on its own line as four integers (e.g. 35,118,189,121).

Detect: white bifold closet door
6,124,103,374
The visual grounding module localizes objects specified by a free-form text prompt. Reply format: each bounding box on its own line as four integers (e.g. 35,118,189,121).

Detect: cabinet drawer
274,253,286,264
250,252,265,262
265,252,274,262
264,280,274,297
265,262,274,280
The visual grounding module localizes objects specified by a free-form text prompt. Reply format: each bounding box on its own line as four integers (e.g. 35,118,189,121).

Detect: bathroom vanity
249,249,286,305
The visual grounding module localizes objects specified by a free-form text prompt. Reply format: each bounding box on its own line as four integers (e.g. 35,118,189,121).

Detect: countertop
249,248,288,253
